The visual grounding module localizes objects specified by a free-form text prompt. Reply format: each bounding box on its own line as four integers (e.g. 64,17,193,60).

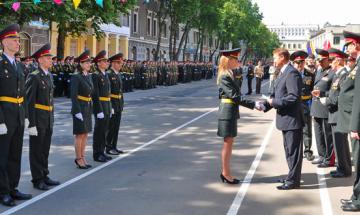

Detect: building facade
268,23,319,53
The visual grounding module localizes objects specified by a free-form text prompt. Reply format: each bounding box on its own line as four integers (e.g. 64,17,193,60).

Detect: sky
252,0,360,26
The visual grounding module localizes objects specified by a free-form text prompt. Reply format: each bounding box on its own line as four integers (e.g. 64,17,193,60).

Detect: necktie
13,61,17,69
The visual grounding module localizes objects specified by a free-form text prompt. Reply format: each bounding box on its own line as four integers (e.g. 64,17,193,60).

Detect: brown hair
273,48,290,61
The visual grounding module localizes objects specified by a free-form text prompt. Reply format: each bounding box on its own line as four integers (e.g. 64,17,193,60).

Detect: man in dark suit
26,43,61,191
341,31,360,212
106,53,125,155
263,48,304,190
0,24,32,206
92,50,112,162
310,49,335,168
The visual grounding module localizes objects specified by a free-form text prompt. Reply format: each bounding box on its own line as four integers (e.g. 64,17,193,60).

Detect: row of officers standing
264,31,360,212
0,23,215,207
19,54,214,97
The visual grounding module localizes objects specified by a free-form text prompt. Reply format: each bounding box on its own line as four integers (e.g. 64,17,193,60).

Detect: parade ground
0,79,354,215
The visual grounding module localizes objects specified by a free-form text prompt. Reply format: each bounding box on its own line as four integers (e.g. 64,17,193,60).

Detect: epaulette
31,70,40,75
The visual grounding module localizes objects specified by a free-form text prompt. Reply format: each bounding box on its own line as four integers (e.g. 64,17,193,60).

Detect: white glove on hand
111,108,115,115
25,119,29,128
319,97,326,105
75,113,83,121
0,123,8,135
28,127,38,136
255,101,265,111
97,112,104,119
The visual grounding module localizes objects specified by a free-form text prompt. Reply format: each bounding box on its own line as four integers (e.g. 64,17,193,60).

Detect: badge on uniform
305,80,312,85
321,77,329,81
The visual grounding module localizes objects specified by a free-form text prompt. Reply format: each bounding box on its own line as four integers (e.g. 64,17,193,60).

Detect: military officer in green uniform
0,24,32,207
92,50,112,162
310,49,335,167
290,50,315,161
217,48,258,185
71,50,93,169
25,43,60,191
340,31,360,212
106,53,125,155
317,48,351,178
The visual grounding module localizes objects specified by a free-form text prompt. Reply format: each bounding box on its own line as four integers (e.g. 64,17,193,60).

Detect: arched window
19,32,31,57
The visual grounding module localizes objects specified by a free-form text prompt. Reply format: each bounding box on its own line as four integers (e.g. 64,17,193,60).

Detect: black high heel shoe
74,158,88,169
82,157,92,168
220,174,240,184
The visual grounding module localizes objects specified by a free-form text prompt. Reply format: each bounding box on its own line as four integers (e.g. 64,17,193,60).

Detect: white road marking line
226,120,275,215
312,124,333,215
0,108,217,215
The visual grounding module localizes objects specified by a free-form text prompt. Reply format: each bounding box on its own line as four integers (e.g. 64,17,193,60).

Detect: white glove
255,101,265,111
25,119,29,128
75,113,83,121
0,123,8,135
28,127,38,136
319,97,326,105
111,109,115,115
97,112,104,119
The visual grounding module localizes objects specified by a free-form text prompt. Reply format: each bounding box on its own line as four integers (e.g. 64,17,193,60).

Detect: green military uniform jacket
92,70,111,115
336,60,358,133
324,67,348,124
218,73,255,121
350,58,360,132
0,54,26,127
25,68,54,129
107,69,124,113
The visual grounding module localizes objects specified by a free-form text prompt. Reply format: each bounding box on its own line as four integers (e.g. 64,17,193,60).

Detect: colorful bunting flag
96,0,103,7
54,0,63,5
33,0,41,4
73,0,81,9
12,2,21,11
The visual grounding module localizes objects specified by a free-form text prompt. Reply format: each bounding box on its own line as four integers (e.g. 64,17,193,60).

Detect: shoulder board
31,70,40,75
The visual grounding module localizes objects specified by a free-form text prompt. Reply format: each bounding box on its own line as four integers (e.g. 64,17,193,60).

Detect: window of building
133,13,138,33
147,17,151,35
162,23,167,38
288,43,291,49
298,44,301,49
153,19,157,36
333,36,340,45
121,14,129,27
293,44,296,49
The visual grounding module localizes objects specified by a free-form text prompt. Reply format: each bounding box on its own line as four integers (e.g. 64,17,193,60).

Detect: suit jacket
264,63,304,131
310,67,335,118
107,69,124,113
350,58,360,132
92,70,111,115
25,68,54,129
0,54,26,128
218,73,255,120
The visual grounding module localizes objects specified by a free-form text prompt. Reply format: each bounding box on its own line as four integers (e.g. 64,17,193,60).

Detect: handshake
254,94,273,112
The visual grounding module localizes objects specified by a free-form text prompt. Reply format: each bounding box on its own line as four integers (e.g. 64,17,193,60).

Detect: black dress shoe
114,148,125,154
34,181,50,191
10,189,32,200
276,183,298,190
44,178,60,186
317,162,334,168
311,158,323,165
342,203,360,211
103,154,112,161
330,171,351,178
276,178,286,183
94,155,107,163
1,195,15,206
341,199,352,205
106,149,119,155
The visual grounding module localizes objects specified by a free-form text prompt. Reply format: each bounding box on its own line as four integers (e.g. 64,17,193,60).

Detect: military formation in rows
20,55,214,97
0,23,215,207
